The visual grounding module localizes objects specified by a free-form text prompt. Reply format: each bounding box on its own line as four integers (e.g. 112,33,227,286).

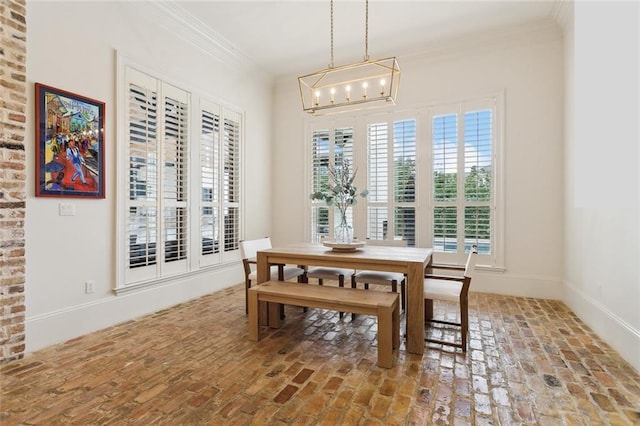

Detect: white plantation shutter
367,122,388,240
334,127,354,167
366,118,416,245
464,110,492,253
432,113,458,252
431,100,495,259
124,70,189,283
311,129,330,242
120,65,243,288
127,81,158,272
309,126,355,242
393,120,416,246
334,127,354,227
200,107,220,262
222,112,241,256
199,103,242,265
305,96,501,266
162,93,188,267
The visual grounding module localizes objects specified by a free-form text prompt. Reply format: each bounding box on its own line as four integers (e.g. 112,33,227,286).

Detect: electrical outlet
85,280,95,294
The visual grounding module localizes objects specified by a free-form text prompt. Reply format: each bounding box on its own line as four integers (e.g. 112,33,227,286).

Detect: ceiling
175,1,561,77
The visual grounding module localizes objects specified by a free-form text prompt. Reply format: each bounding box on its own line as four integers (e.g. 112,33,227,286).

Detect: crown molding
139,0,259,74
399,17,563,66
551,0,574,33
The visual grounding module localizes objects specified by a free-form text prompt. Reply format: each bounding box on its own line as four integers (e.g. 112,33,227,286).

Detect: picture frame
35,83,105,198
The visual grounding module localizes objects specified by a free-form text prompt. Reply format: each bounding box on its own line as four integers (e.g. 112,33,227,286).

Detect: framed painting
35,83,105,198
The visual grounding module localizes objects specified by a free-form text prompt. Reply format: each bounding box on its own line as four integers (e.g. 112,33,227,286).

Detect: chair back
463,246,478,278
239,237,272,260
365,238,407,247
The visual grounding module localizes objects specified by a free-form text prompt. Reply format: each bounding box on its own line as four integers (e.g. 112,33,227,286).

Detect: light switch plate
59,203,75,216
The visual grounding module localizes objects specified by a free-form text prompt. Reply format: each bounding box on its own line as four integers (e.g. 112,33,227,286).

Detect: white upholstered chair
306,237,354,288
423,246,477,351
351,239,408,310
306,238,355,318
239,237,306,314
306,265,354,288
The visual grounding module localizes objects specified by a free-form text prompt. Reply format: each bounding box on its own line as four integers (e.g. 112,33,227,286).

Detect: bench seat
248,280,399,368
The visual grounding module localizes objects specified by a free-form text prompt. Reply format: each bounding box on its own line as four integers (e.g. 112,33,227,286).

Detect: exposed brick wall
0,0,27,363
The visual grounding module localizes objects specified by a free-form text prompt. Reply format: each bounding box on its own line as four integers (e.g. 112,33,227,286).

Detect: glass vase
334,213,353,244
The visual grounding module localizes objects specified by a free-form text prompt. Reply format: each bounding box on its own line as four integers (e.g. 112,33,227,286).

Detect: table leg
257,252,270,325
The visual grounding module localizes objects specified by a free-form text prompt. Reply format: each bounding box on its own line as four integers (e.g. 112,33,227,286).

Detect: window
119,65,243,288
429,98,499,264
306,95,502,267
199,100,242,266
367,118,417,245
309,126,354,243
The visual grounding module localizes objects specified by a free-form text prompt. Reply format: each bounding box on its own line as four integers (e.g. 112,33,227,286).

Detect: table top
258,242,432,269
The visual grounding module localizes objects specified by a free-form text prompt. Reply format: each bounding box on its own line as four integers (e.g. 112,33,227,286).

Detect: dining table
256,242,433,355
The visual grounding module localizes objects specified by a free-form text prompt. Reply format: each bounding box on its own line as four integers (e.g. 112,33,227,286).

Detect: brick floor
1,283,639,425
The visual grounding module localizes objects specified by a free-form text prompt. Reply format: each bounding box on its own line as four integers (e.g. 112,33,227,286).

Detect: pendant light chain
364,0,369,61
329,0,334,68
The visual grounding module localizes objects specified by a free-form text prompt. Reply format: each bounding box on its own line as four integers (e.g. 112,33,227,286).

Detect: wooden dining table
256,242,433,355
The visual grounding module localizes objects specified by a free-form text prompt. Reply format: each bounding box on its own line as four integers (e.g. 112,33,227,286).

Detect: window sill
115,260,240,295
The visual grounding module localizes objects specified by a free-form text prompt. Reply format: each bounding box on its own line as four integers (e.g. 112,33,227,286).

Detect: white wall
24,2,273,352
272,19,565,299
563,2,640,372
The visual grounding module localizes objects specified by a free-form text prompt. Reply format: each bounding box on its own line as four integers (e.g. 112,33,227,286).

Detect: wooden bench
247,280,400,368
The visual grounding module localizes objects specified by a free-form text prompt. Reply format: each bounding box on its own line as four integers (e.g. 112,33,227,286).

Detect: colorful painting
35,83,105,198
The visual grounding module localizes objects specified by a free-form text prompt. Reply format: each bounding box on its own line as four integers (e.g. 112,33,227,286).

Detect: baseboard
25,264,243,354
563,280,640,373
471,271,563,300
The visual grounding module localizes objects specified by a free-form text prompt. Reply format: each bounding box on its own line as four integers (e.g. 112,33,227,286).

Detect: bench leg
259,301,269,326
248,288,259,341
377,304,393,368
268,302,282,328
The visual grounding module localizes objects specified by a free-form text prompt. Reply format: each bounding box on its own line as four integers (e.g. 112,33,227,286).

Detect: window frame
117,59,245,291
423,94,504,269
305,93,504,270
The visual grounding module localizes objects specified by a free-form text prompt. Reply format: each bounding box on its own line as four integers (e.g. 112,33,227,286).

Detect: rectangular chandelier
298,56,400,115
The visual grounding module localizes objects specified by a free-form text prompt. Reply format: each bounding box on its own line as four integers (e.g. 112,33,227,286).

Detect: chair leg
400,281,406,311
424,298,434,321
318,279,324,286
245,279,251,315
460,297,469,351
338,275,345,318
350,276,357,320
